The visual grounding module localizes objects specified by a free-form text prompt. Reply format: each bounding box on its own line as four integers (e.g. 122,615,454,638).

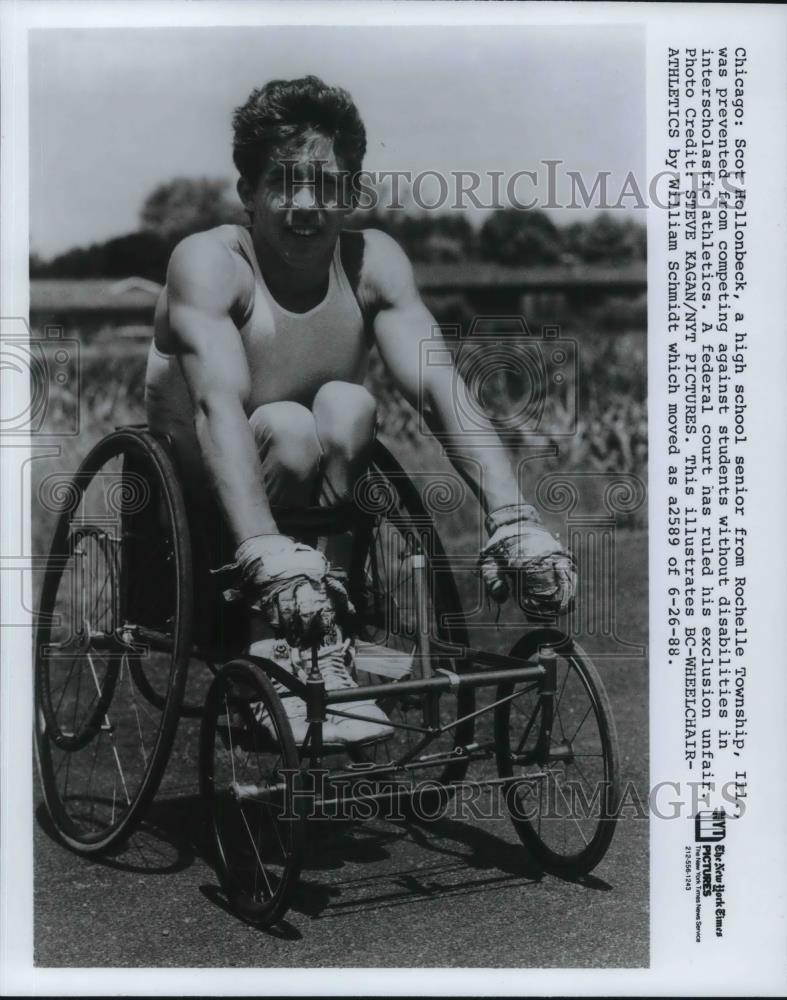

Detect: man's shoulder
353,227,411,264
168,224,245,274
166,225,250,306
348,228,418,309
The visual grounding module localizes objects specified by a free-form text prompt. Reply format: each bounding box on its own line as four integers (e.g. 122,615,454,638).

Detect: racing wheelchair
35,425,620,928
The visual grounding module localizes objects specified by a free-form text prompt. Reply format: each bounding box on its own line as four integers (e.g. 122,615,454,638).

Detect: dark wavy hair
232,76,367,186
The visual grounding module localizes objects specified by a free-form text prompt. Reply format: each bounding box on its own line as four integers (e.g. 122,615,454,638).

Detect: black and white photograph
23,17,649,969
1,1,785,995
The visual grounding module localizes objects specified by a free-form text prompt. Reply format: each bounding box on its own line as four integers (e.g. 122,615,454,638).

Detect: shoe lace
314,639,357,691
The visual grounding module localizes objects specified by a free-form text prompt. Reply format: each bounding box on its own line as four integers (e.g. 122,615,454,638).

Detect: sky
29,24,645,259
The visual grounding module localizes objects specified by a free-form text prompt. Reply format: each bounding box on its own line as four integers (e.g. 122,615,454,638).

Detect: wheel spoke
571,757,592,788
124,654,149,769
549,662,573,745
85,650,105,699
87,554,113,625
553,686,568,744
268,805,287,857
238,802,273,898
552,777,589,847
69,649,85,738
62,741,73,796
568,702,594,745
514,698,541,757
224,695,238,786
125,661,159,725
555,658,571,712
51,649,81,718
109,735,132,807
53,745,69,779
86,733,102,821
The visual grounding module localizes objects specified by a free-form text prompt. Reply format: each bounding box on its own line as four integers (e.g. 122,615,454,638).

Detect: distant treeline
30,177,646,283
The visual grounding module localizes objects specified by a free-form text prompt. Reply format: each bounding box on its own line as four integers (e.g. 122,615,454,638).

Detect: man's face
240,131,353,269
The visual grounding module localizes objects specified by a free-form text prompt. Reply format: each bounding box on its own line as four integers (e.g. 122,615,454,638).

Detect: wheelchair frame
35,424,621,927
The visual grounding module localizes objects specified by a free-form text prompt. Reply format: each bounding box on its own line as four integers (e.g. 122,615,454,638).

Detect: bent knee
315,381,376,417
313,382,377,452
250,400,316,440
249,401,321,477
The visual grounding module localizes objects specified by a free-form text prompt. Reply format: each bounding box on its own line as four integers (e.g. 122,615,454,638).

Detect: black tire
200,659,305,927
344,441,473,819
494,629,620,876
35,428,193,853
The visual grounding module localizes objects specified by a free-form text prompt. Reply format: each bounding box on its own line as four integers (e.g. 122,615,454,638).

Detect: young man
145,76,576,745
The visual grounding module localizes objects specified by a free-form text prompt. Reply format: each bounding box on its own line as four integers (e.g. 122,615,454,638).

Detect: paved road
35,535,649,969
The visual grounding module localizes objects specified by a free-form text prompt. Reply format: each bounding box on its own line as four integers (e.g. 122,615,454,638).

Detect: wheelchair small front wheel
494,629,620,877
199,659,305,928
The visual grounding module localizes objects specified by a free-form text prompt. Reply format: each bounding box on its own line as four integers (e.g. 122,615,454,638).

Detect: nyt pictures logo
694,808,727,842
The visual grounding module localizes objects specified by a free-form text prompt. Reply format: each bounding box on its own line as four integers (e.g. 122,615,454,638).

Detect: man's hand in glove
479,504,577,616
232,534,355,646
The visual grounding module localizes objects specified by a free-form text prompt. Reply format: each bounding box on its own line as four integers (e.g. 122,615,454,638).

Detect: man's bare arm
365,230,576,613
166,234,277,542
365,230,524,513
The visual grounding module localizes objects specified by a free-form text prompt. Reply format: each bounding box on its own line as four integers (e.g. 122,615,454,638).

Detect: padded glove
231,534,355,646
479,504,577,616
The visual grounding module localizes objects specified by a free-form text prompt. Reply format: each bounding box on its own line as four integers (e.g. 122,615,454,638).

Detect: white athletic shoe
299,633,394,745
247,638,344,746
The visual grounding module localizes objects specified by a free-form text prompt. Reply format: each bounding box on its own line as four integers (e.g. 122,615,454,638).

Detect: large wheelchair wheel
35,428,193,852
345,442,474,814
494,629,620,876
199,659,305,927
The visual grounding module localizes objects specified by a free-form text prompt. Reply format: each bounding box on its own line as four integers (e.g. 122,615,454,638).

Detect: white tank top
144,225,368,476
